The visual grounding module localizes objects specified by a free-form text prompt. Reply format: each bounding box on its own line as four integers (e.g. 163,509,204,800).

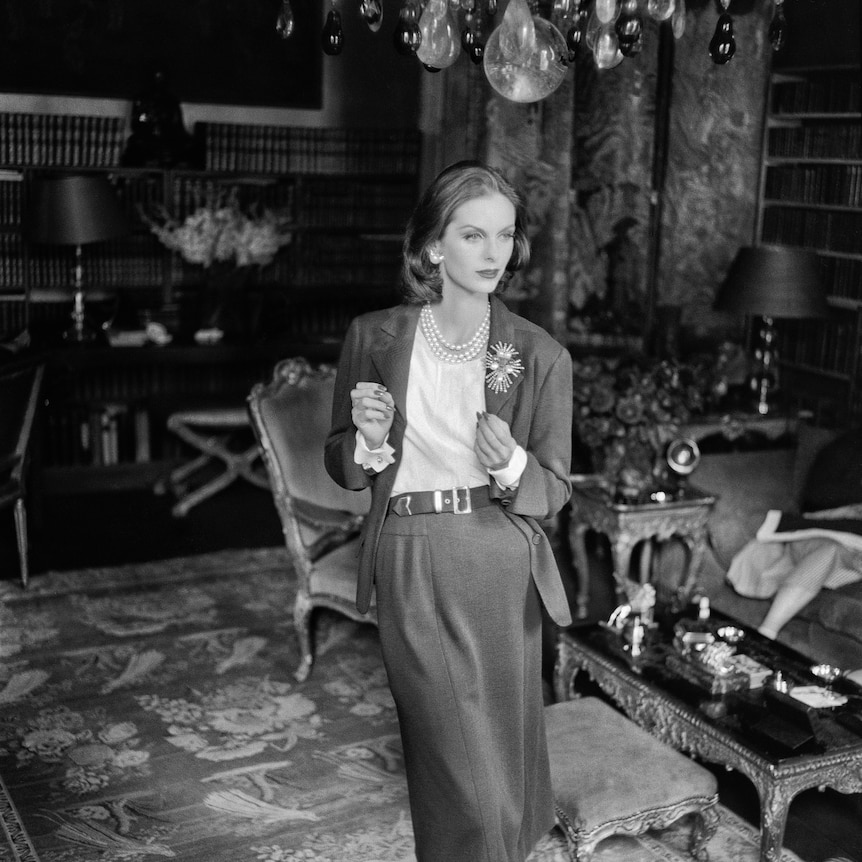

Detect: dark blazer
324,295,574,627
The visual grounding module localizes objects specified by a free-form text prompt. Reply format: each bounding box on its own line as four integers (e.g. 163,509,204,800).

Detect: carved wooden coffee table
555,620,862,862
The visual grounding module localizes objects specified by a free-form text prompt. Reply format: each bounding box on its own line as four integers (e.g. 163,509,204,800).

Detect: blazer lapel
484,296,525,418
368,304,419,430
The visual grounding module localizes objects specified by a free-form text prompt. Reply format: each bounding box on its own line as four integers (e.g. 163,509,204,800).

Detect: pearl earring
429,250,443,265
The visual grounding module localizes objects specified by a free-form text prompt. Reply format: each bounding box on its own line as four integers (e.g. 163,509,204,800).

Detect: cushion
545,697,717,856
694,449,797,567
814,580,862,647
801,428,862,512
791,423,840,509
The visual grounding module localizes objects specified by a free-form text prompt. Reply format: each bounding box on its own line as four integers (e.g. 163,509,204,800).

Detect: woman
325,161,573,862
727,427,862,640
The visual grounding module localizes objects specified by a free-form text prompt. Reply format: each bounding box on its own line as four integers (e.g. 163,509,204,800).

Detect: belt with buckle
388,485,492,517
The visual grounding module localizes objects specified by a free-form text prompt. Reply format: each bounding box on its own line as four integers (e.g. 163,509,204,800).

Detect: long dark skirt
375,504,554,862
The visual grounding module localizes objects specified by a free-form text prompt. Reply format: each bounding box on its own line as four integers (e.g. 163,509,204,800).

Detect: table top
570,474,716,514
558,611,862,766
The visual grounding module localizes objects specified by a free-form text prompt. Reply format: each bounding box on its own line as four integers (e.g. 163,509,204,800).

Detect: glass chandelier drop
276,0,791,104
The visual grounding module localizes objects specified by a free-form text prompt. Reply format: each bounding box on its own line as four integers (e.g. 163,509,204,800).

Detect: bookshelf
0,112,420,488
756,64,862,424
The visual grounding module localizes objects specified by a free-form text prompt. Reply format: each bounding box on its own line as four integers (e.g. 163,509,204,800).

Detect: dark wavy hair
400,161,531,304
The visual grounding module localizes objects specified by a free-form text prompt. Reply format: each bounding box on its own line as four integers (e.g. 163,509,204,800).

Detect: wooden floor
1,480,860,862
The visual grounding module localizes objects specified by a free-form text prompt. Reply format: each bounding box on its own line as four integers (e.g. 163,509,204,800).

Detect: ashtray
810,663,844,685
716,625,745,644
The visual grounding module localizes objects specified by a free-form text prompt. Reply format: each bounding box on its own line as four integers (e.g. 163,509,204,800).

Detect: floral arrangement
572,354,715,496
143,193,292,269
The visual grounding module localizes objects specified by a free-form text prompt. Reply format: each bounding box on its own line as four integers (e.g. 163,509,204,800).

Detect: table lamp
26,174,129,344
714,245,828,415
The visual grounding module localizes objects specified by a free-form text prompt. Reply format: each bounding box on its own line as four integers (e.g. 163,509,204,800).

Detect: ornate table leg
638,538,653,585
690,802,720,861
757,781,793,862
609,533,637,603
554,637,582,703
679,526,709,601
568,520,591,619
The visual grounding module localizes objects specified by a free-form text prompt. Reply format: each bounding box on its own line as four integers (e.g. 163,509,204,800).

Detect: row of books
28,256,166,290
761,207,862,254
0,295,26,337
773,74,861,115
297,180,416,230
195,122,422,176
291,264,400,288
0,113,126,168
42,403,151,468
294,235,400,285
0,173,22,226
0,110,422,179
167,175,296,219
779,316,859,378
17,234,166,289
0,234,26,285
161,172,415,225
764,164,862,208
768,123,861,160
279,290,394,339
818,256,862,303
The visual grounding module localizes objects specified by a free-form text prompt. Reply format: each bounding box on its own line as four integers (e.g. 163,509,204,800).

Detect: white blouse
354,326,525,493
392,327,490,494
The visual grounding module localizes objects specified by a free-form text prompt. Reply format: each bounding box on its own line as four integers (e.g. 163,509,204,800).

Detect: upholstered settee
689,424,862,672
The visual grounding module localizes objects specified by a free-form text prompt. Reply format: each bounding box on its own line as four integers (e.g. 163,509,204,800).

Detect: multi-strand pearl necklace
419,301,490,364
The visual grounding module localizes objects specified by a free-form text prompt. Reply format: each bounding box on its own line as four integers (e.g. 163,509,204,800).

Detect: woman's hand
351,382,394,450
475,411,516,472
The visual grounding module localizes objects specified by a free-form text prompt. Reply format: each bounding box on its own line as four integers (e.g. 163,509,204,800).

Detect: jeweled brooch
485,342,524,394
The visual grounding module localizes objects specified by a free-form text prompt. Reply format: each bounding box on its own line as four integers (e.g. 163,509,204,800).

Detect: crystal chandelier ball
483,15,569,103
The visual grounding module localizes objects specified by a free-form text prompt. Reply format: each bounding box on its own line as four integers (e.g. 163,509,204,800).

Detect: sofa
688,423,862,672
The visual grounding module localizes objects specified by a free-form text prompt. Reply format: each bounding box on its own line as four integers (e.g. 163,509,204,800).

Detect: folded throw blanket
757,509,862,552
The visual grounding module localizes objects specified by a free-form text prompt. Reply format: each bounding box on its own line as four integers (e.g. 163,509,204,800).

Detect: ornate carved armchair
0,362,45,587
247,357,375,682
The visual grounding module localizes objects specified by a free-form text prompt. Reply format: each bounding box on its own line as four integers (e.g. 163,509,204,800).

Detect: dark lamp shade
714,245,828,319
26,174,129,246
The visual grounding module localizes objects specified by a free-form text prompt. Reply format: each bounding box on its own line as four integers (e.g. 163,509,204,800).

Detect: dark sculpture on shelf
122,71,198,168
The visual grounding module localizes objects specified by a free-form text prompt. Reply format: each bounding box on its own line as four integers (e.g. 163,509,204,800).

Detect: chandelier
276,0,791,103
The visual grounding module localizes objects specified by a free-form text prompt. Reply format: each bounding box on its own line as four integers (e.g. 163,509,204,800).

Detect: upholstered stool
545,697,719,862
156,407,269,517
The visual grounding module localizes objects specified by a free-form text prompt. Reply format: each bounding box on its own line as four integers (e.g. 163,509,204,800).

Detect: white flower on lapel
485,342,523,394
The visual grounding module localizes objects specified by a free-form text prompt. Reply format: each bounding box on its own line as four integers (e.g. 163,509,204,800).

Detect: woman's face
433,192,516,300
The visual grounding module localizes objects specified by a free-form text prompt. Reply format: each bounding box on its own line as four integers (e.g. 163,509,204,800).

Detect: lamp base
748,373,778,415
748,314,779,415
62,288,101,345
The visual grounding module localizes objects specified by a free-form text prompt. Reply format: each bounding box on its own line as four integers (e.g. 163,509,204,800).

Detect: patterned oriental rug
0,548,803,862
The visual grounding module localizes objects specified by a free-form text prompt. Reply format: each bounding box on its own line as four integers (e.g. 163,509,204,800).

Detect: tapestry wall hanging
0,0,323,109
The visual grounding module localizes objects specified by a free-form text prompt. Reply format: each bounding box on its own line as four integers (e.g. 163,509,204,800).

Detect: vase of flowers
143,192,292,341
572,354,713,501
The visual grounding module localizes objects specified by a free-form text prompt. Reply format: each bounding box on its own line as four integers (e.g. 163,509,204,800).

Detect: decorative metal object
484,341,523,393
666,437,701,477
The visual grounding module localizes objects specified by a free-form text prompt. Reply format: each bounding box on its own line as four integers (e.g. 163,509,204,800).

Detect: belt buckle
452,485,472,514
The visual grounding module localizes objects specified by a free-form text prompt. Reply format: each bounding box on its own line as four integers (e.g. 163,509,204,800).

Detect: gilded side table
568,476,716,618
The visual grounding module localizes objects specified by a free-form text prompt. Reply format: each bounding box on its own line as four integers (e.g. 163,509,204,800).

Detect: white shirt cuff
489,445,527,489
353,430,396,473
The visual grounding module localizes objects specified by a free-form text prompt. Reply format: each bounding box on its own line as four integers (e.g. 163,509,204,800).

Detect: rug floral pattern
0,549,803,862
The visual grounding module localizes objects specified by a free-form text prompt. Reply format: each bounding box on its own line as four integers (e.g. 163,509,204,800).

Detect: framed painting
0,0,322,109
